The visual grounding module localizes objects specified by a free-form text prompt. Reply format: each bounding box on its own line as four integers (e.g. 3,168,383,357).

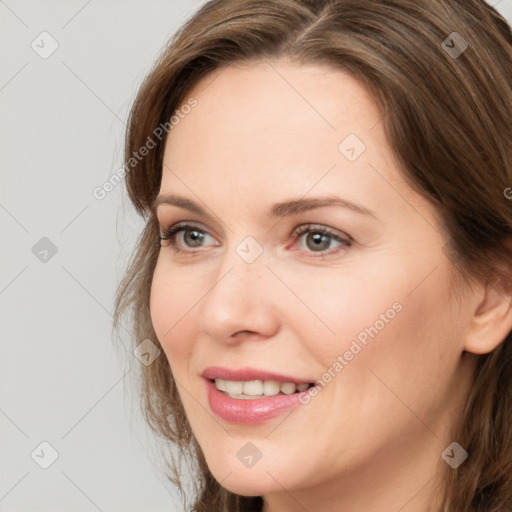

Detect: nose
198,250,280,344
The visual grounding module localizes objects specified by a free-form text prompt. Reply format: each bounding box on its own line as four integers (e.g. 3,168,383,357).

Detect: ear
464,275,512,355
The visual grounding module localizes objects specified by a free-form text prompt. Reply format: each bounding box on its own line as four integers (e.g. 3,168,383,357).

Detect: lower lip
205,379,309,424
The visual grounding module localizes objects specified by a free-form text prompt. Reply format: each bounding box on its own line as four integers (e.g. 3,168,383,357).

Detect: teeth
214,378,310,399
243,380,263,395
263,380,281,396
215,378,228,392
280,382,296,395
224,380,243,395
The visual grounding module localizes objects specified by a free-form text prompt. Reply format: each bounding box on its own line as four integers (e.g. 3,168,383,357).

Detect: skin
149,59,512,512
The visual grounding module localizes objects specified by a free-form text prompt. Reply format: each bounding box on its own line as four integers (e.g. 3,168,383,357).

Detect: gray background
1,0,511,511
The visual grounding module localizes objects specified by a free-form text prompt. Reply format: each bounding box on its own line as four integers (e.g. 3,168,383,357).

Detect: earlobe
464,277,512,355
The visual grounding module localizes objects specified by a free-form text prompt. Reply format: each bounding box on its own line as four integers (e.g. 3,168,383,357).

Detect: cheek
149,259,202,364
275,263,404,365
284,255,458,393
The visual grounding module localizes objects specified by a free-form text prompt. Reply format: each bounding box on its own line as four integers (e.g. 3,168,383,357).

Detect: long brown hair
112,1,512,510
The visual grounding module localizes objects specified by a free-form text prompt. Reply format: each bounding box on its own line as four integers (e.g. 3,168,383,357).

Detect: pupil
185,230,204,247
306,232,330,251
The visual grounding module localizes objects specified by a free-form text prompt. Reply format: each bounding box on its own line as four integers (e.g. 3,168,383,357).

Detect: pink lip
205,380,309,424
202,366,314,424
201,366,313,384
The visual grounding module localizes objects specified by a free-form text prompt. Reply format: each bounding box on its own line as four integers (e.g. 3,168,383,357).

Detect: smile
202,367,317,424
214,378,312,399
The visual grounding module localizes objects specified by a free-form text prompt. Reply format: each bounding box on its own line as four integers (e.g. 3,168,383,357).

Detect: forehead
164,59,381,159
159,59,408,212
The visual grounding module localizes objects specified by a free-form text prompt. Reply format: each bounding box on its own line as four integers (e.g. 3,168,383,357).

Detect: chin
221,480,266,497
207,459,287,496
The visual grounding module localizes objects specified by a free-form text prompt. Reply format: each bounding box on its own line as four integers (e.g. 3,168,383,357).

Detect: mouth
201,367,317,424
211,378,315,399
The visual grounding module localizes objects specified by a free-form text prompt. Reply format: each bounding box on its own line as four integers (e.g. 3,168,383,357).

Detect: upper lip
202,366,313,384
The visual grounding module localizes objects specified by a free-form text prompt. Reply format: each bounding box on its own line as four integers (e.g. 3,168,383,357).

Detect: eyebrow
152,194,377,219
152,194,204,214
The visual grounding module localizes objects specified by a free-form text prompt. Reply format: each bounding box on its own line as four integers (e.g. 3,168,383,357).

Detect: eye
159,222,218,252
158,221,352,258
290,224,352,255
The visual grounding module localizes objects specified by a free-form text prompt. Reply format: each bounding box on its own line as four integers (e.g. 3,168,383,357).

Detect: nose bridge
198,240,278,341
211,233,269,297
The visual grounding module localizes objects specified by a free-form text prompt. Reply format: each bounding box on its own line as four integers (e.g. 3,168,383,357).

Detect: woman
113,1,512,510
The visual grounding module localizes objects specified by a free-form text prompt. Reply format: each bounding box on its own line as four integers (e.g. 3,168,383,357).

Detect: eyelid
160,219,213,235
287,223,352,257
159,221,220,249
291,223,352,243
157,213,223,238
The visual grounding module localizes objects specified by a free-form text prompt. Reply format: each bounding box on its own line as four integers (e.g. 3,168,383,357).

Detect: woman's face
150,60,476,505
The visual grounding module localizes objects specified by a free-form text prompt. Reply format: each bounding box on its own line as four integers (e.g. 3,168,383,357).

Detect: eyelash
158,222,352,258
